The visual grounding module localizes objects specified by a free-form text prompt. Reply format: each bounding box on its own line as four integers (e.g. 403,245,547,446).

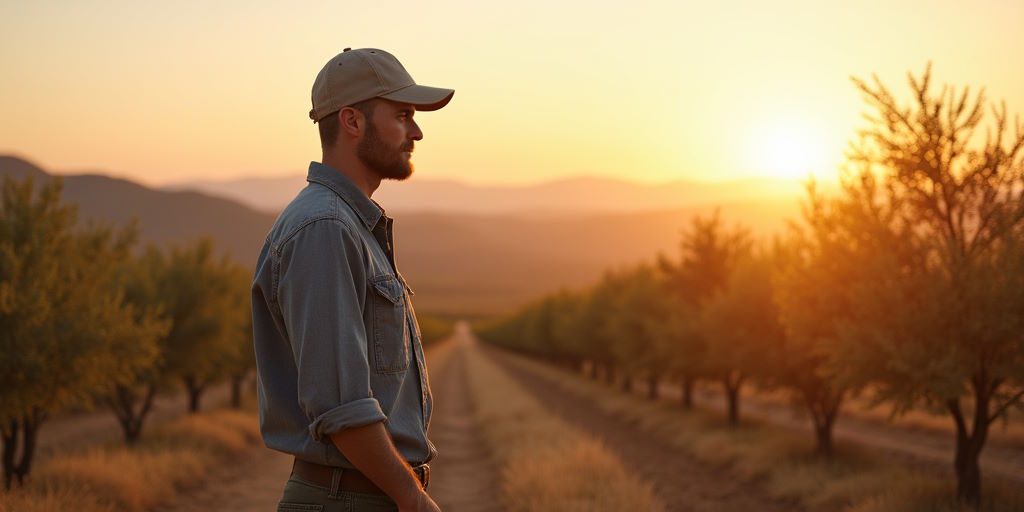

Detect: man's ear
339,107,363,136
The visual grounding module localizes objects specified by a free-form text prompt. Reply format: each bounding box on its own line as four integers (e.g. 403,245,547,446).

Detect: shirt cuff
309,397,387,442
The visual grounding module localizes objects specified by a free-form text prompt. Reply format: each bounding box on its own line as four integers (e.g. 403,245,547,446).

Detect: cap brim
380,84,454,111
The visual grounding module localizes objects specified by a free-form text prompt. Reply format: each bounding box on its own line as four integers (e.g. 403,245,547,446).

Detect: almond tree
660,211,750,407
0,176,160,488
222,263,256,409
818,65,1024,504
158,238,244,413
107,245,175,442
603,265,680,399
701,250,785,425
773,195,855,457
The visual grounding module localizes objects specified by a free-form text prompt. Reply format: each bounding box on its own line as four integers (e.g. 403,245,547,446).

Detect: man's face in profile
357,100,423,181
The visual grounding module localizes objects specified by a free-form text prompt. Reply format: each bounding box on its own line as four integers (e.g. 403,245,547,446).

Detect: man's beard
357,121,414,180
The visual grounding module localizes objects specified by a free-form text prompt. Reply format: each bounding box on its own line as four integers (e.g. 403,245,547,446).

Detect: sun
749,120,829,180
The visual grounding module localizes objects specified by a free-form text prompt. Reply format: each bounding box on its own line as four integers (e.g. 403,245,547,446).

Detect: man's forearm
329,421,436,510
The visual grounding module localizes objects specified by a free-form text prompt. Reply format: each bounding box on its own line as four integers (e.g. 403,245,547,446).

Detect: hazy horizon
3,150,838,189
3,153,825,216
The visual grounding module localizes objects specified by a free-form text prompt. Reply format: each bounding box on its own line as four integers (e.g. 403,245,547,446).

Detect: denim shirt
251,161,434,467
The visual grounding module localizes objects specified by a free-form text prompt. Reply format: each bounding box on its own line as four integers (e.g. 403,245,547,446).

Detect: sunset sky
1,0,1022,188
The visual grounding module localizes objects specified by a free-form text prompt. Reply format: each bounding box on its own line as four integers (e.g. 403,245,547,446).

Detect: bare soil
425,336,503,511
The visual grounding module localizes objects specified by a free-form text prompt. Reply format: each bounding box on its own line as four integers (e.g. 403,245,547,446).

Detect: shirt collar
306,161,385,230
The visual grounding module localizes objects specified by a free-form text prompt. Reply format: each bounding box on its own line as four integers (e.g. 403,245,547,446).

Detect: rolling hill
0,155,276,268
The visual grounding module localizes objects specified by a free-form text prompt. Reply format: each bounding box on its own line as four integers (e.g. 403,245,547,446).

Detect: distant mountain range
164,171,820,215
0,155,276,269
1,154,806,315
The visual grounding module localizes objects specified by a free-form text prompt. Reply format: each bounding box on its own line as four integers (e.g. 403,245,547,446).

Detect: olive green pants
278,473,398,512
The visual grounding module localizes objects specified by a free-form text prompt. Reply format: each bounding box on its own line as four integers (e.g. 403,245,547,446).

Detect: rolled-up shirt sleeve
277,218,386,442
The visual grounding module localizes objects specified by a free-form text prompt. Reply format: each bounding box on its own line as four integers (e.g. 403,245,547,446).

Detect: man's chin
376,164,414,181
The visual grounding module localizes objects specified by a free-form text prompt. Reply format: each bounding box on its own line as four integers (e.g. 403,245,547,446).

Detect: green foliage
602,265,679,378
0,176,161,421
660,212,753,382
701,251,785,385
134,238,250,412
220,264,256,380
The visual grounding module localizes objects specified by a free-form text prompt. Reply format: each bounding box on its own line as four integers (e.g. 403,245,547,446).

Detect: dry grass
0,407,261,512
0,485,114,512
31,448,209,510
503,439,662,512
847,477,1024,512
499,351,1024,512
463,345,664,512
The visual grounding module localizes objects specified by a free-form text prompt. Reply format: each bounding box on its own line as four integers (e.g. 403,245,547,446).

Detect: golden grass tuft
32,448,209,511
0,484,115,512
502,439,660,512
846,476,1024,512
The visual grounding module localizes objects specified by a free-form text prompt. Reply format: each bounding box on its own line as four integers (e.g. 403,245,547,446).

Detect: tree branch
988,388,1024,423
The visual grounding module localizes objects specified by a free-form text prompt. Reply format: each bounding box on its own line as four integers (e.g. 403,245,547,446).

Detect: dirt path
486,346,801,512
425,334,503,511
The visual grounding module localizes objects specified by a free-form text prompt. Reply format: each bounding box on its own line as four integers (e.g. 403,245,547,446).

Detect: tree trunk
681,376,694,409
621,373,633,393
109,383,157,443
948,386,991,506
724,374,743,426
814,421,833,457
2,420,17,490
189,388,202,413
804,386,843,459
18,410,41,486
648,374,660,400
184,376,206,413
2,409,44,489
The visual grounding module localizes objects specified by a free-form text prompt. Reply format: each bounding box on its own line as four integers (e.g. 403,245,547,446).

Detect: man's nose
409,120,423,141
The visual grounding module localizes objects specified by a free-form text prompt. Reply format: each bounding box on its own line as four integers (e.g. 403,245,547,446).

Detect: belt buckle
415,464,430,489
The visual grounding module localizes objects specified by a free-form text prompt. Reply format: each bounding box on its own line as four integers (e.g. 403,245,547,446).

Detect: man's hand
329,422,441,511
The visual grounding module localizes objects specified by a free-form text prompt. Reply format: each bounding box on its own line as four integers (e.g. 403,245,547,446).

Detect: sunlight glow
750,120,830,181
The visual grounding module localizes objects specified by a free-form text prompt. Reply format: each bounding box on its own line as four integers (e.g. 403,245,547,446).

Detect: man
251,48,453,512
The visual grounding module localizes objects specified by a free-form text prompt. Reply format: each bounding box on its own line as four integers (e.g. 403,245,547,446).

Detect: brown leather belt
291,458,430,495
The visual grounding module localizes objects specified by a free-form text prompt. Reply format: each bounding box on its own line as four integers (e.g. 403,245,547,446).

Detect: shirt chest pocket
369,274,410,374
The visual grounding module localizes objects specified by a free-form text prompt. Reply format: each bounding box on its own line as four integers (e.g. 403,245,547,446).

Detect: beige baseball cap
309,48,454,123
